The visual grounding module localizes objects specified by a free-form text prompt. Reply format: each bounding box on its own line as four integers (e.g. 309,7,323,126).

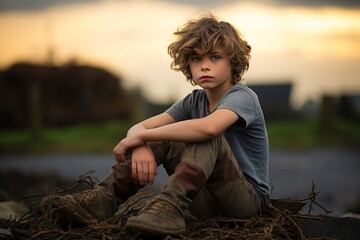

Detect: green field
0,121,131,154
0,120,359,154
266,120,360,149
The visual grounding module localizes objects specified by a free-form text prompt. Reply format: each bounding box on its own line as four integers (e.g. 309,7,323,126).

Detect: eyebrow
191,49,224,55
191,49,203,55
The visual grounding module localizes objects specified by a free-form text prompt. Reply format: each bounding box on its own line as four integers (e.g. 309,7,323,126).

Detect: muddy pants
109,134,261,218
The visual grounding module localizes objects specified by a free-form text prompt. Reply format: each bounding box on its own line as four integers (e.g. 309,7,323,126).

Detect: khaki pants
148,134,261,218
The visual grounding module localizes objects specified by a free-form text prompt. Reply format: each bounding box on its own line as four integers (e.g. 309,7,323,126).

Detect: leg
158,134,260,218
189,135,261,217
40,159,144,225
125,135,261,235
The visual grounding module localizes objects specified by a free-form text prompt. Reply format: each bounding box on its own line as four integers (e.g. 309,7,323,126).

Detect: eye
191,56,201,63
211,54,222,61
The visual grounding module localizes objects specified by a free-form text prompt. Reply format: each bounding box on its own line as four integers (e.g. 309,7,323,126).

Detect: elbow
202,125,221,139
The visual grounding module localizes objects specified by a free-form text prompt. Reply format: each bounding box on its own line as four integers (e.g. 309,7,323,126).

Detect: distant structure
137,82,297,121
139,83,297,120
338,94,360,121
248,83,295,120
0,62,132,129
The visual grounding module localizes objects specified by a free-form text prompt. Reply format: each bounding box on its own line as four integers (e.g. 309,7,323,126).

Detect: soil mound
1,173,359,240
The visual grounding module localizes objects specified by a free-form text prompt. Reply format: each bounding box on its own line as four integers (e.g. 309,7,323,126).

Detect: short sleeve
217,87,256,128
166,89,209,121
165,94,192,122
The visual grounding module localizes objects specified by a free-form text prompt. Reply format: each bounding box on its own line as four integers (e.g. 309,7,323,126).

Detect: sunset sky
1,0,359,108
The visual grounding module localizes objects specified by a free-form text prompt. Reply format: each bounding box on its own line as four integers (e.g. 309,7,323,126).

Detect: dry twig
0,174,336,240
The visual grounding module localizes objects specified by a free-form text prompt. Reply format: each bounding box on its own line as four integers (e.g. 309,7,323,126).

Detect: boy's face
189,46,233,90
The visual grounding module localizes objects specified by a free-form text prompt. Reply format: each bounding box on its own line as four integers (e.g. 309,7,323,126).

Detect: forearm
126,112,175,138
126,109,237,145
114,109,237,162
140,119,215,143
127,124,146,137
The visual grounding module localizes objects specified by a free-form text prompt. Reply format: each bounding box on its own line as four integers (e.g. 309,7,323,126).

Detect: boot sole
125,219,185,236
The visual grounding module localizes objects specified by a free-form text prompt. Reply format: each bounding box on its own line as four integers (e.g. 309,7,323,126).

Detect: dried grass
0,173,335,240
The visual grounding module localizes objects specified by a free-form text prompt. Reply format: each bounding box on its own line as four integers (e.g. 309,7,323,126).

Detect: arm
114,112,176,161
115,108,238,158
141,108,239,142
114,109,238,185
113,112,175,185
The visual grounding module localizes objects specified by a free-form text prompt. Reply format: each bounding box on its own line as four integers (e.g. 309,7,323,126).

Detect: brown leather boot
124,160,207,236
124,197,185,236
41,186,117,226
41,162,143,226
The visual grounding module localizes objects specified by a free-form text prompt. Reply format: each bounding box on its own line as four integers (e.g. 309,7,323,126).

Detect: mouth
199,75,213,81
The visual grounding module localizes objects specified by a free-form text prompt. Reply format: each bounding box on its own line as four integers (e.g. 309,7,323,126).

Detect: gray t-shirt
165,83,270,206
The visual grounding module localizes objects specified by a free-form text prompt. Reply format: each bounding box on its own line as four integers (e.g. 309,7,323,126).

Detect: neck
205,82,235,112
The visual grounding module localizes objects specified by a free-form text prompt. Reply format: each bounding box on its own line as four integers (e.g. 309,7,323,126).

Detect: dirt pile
1,174,359,240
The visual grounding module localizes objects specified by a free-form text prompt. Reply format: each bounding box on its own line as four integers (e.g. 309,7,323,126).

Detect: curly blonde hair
168,13,251,85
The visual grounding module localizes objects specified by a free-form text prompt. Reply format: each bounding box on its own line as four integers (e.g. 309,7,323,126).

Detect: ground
0,173,359,240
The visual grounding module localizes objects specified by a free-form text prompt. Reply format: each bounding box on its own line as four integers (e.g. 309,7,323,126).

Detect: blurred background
0,0,359,218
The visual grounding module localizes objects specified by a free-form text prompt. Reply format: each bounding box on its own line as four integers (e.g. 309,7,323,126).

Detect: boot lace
75,189,100,202
140,198,182,216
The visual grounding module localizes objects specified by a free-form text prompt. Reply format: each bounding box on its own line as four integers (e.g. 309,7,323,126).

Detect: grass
0,121,131,154
0,119,359,154
267,119,360,149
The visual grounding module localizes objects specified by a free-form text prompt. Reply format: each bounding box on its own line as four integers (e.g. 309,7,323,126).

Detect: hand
113,134,145,163
131,145,158,185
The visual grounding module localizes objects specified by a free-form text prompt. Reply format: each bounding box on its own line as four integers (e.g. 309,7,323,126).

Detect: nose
201,59,210,71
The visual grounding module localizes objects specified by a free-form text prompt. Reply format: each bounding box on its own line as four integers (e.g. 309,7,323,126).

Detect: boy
42,13,270,236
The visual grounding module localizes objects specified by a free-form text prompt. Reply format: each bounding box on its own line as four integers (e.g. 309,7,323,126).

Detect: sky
0,0,359,108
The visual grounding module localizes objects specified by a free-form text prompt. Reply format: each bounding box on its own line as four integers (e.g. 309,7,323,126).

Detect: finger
119,152,126,163
114,153,120,163
114,152,124,163
115,153,125,163
117,146,126,162
113,147,121,163
131,160,137,178
154,161,158,175
137,162,144,185
148,162,155,184
142,161,149,184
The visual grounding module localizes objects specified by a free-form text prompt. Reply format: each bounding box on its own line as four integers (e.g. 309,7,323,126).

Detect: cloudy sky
1,0,360,10
0,0,359,108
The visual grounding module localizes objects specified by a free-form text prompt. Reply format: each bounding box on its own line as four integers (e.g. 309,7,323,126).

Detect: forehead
192,46,225,55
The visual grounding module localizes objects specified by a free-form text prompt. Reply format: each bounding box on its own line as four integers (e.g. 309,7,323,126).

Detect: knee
174,162,207,199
